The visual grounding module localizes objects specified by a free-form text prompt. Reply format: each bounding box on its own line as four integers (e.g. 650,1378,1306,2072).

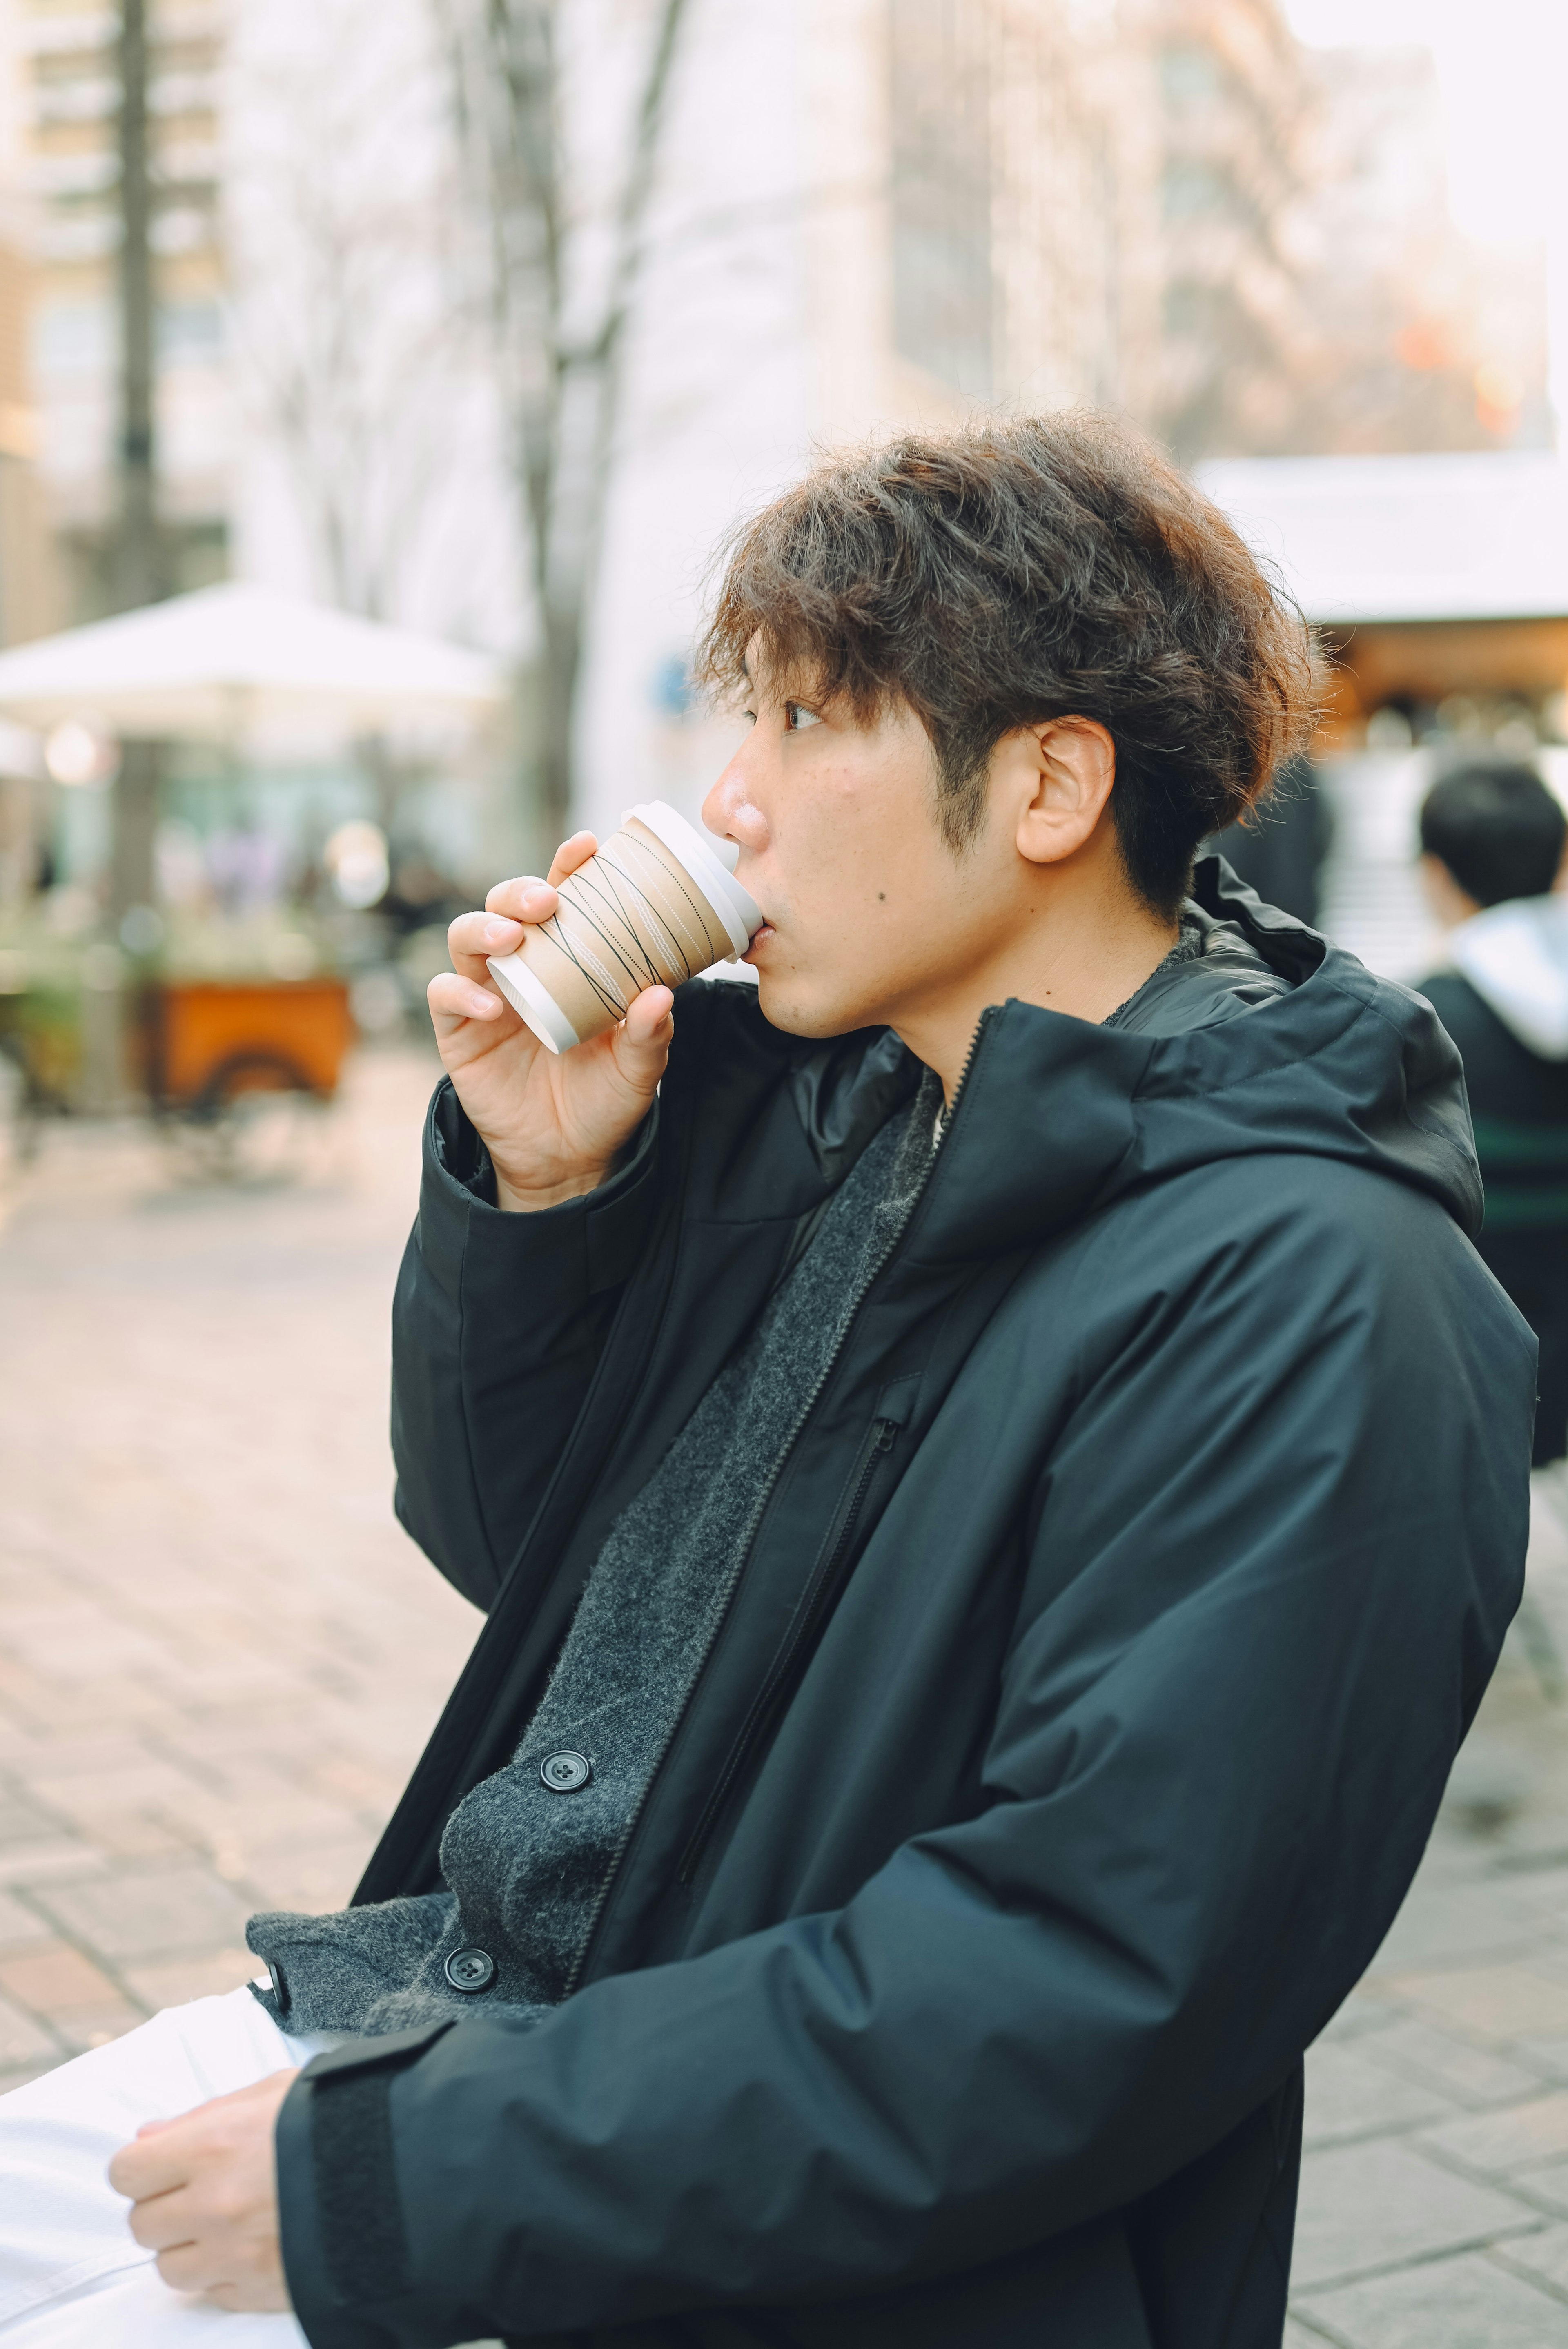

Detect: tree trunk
539,601,581,847
113,0,162,922
116,0,158,613
109,740,159,921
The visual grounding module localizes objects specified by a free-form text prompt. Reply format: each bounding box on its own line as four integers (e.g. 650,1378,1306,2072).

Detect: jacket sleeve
390,1078,662,1611
287,1178,1532,2344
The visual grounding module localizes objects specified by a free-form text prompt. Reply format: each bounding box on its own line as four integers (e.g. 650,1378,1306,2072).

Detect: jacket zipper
561,1010,994,1993
677,1414,899,1888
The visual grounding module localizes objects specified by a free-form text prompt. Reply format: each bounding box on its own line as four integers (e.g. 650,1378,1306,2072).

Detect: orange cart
136,978,356,1179
143,978,355,1114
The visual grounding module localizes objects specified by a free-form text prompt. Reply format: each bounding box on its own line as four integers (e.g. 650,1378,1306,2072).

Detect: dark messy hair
1420,760,1566,909
694,415,1317,915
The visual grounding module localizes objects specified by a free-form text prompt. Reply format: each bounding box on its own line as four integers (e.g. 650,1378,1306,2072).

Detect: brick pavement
1286,1490,1568,2343
0,1047,477,2077
3,1043,1568,2344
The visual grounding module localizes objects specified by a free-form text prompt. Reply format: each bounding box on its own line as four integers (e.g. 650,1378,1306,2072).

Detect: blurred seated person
382,853,468,939
1419,760,1568,1465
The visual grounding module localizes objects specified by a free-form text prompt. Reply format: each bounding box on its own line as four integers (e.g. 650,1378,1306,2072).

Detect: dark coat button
267,1960,290,2016
539,1749,592,1792
445,1946,497,1993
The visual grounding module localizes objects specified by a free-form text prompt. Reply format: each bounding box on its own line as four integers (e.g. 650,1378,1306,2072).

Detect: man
1417,757,1568,1466
0,419,1529,2347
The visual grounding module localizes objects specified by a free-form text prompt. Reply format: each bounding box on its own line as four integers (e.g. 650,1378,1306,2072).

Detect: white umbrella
0,581,510,738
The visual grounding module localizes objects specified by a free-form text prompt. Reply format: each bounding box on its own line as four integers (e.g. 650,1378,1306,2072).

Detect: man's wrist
493,1163,613,1213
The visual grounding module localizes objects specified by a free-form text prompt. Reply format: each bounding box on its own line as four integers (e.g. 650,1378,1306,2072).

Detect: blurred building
1289,42,1549,458
17,0,229,620
1117,0,1317,462
884,0,1126,418
0,8,56,650
1111,6,1550,464
0,229,54,646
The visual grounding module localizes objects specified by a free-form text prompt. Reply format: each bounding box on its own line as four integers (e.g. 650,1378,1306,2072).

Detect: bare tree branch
432,0,688,840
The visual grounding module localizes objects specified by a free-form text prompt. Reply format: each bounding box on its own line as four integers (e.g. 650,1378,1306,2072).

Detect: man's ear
1004,719,1118,869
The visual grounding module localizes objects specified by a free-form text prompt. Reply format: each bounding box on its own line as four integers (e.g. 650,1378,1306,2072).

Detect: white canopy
0,582,510,738
1196,452,1568,627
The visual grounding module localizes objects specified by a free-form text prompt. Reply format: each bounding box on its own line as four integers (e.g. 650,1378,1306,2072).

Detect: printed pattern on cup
487,802,762,1053
539,819,733,1023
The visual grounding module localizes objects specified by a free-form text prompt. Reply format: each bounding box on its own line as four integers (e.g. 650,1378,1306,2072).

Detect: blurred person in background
1209,751,1333,929
1418,761,1568,1467
0,420,1531,2349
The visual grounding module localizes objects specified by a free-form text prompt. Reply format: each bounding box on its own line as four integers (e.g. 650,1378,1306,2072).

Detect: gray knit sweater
247,1081,938,2039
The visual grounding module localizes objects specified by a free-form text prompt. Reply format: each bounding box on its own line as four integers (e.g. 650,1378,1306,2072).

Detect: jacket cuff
420,1077,662,1306
278,2026,456,2349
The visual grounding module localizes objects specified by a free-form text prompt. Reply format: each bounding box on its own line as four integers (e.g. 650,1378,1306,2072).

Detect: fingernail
483,918,519,946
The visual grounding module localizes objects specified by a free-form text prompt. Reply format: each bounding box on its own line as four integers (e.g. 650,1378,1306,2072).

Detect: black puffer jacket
278,862,1531,2349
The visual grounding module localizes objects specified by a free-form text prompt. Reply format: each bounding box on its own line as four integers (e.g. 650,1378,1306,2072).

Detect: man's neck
892,877,1181,1104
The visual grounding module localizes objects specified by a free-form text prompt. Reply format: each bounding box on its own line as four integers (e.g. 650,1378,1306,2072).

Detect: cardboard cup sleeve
485,802,763,1054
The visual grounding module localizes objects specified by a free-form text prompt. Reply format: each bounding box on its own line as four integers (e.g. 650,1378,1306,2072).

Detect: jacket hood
1446,893,1568,1060
895,856,1481,1266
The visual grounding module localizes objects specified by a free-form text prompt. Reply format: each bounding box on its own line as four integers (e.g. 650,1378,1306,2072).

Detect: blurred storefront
1201,452,1568,977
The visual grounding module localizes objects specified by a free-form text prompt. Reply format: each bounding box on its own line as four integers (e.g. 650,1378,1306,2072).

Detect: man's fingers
127,2187,195,2251
109,2133,187,2201
204,2280,292,2313
622,985,675,1045
448,908,526,972
428,972,510,1027
455,859,587,968
547,831,597,886
154,2243,214,2292
608,988,675,1088
482,877,559,925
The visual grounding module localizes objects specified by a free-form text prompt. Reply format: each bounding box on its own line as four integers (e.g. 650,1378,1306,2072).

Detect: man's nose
702,759,768,854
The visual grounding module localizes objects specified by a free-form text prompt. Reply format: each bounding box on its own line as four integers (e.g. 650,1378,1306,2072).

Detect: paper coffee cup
485,802,762,1054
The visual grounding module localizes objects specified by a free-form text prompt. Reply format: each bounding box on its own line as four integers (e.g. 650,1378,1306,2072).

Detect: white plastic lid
486,949,580,1055
626,801,762,958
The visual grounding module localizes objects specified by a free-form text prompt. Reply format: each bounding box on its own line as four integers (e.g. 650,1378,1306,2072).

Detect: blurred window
35,297,225,377
33,296,113,376
1160,45,1222,105
158,301,225,362
890,0,994,398
1162,158,1229,220
1163,279,1205,335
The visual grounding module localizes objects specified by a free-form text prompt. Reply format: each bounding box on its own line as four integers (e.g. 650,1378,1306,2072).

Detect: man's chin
754,974,874,1041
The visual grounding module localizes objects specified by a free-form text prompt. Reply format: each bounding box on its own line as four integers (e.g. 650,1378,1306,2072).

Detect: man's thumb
614,988,675,1087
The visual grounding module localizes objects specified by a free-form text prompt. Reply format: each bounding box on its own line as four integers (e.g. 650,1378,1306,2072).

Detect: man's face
701,654,1009,1039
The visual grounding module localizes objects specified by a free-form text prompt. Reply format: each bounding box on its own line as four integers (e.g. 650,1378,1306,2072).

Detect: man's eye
784,702,822,731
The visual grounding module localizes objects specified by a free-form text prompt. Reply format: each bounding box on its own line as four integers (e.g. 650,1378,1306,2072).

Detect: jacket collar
891,858,1481,1265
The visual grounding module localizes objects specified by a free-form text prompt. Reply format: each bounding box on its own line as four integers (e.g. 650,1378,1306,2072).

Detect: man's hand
108,2068,298,2313
428,829,675,1211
